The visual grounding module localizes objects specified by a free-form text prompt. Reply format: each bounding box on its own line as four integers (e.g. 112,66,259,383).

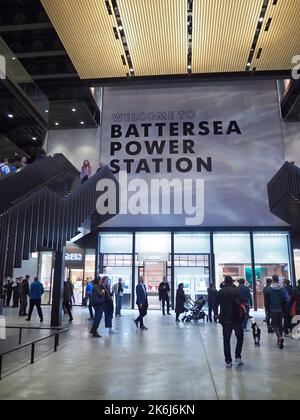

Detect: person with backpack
264,275,287,349
214,276,244,368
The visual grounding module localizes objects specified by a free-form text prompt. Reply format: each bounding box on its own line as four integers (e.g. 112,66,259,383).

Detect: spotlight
8,113,14,118
32,137,37,141
45,110,49,113
72,108,77,112
188,65,192,70
55,122,59,126
130,68,134,73
259,17,264,23
80,121,85,125
247,62,251,67
118,26,124,31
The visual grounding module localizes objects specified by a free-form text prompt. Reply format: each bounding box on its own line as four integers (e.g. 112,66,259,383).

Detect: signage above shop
138,253,170,262
65,246,85,268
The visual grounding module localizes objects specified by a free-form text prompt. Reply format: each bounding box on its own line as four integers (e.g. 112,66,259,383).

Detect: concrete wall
46,127,101,175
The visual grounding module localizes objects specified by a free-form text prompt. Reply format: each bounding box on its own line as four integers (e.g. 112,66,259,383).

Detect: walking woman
102,276,117,334
90,278,105,338
175,283,186,322
80,159,92,183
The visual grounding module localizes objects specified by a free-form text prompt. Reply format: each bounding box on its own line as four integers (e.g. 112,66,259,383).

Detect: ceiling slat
252,0,300,71
41,0,129,79
192,0,262,73
117,0,188,76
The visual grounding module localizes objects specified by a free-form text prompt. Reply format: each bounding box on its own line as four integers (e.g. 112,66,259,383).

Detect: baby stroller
182,296,208,323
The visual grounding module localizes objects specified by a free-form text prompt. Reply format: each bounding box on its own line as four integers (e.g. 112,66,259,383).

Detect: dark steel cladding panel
30,191,41,253
5,209,19,276
0,213,10,285
14,203,27,268
36,190,47,251
23,200,34,261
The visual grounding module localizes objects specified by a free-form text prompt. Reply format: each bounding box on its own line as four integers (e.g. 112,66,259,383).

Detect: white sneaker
235,358,244,367
109,328,118,335
226,362,232,369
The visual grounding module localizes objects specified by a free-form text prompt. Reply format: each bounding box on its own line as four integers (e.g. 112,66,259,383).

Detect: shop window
294,250,300,281
38,252,54,305
213,233,252,290
254,233,291,309
174,233,210,254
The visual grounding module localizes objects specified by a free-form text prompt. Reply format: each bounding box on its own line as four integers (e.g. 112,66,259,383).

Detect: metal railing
0,326,68,380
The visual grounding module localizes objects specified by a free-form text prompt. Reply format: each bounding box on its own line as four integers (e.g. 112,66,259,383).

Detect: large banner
99,81,285,227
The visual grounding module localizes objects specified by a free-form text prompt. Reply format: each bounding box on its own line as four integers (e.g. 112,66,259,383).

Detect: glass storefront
35,230,294,311
174,233,210,301
253,233,291,309
214,233,253,290
99,233,133,309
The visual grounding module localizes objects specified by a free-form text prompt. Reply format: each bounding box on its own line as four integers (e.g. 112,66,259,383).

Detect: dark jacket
175,288,185,314
207,287,218,305
263,285,271,309
91,284,105,307
291,286,300,315
103,284,114,316
158,282,170,300
238,285,253,307
63,282,73,304
264,284,286,313
136,283,148,306
19,279,29,296
214,286,242,324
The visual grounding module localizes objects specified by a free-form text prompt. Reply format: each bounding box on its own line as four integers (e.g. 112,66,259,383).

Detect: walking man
264,275,287,349
26,277,44,323
214,276,244,368
85,281,94,320
207,283,218,323
135,277,148,330
19,276,30,316
63,280,74,322
238,279,253,331
158,276,171,316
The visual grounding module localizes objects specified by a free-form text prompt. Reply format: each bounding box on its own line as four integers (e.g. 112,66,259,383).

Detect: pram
182,296,208,323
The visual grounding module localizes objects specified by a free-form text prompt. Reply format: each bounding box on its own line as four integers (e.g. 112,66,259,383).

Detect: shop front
96,230,294,311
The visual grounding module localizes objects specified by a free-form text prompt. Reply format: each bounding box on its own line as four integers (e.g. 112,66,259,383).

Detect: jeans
243,304,250,330
91,306,104,333
27,299,43,321
115,295,123,316
222,322,244,364
265,309,271,327
63,301,73,320
162,296,170,315
105,310,113,329
86,294,94,319
271,312,283,339
283,310,292,335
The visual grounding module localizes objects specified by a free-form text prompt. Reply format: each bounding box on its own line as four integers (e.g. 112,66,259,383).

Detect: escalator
0,154,80,213
0,156,118,283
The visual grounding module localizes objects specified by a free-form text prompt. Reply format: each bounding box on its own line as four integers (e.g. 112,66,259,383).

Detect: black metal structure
268,162,300,229
281,78,300,121
0,162,118,295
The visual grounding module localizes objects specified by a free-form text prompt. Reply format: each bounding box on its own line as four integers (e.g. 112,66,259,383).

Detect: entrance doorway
138,262,166,309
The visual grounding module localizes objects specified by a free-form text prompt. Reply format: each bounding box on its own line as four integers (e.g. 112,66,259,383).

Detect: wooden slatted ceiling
252,0,300,71
41,0,129,79
192,0,262,73
118,0,187,76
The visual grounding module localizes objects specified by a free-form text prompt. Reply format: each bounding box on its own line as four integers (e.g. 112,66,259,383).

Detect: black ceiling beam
36,70,292,88
16,50,67,59
0,22,52,32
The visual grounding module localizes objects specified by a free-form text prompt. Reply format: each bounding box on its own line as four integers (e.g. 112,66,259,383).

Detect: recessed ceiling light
55,122,59,126
247,62,251,67
8,113,14,118
45,109,49,113
32,137,37,141
130,68,134,73
12,57,16,61
118,26,124,31
72,108,77,112
188,65,192,70
80,121,85,125
259,17,264,22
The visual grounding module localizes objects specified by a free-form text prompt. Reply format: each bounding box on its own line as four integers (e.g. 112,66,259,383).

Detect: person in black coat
175,283,186,322
207,283,218,323
63,281,74,322
4,278,13,307
158,277,171,316
12,278,21,308
214,276,244,368
19,276,30,316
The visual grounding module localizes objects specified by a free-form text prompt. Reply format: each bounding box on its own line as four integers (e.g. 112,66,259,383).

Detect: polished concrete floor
0,307,300,400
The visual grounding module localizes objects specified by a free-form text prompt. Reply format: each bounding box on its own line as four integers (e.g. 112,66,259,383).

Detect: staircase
0,161,117,285
268,162,300,228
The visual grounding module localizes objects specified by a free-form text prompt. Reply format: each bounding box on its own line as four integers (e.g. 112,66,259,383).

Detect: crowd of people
0,155,28,177
1,272,300,368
